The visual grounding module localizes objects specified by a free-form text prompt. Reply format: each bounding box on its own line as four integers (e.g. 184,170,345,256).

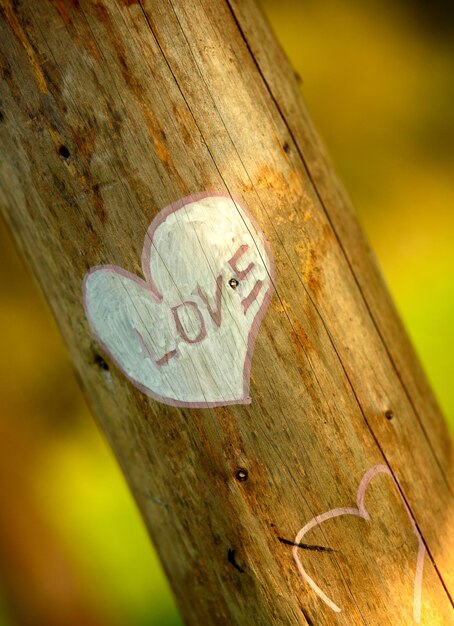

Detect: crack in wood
277,536,334,553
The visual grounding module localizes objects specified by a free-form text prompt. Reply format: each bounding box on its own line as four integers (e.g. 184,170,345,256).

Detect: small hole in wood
229,277,239,290
235,468,248,482
385,409,394,420
283,141,290,153
227,548,245,573
94,353,109,371
58,144,70,159
0,111,4,122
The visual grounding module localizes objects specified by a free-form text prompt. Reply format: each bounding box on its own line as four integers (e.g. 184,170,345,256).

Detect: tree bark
0,1,452,624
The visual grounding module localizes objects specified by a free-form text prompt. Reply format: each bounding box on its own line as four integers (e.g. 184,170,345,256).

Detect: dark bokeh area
0,0,452,624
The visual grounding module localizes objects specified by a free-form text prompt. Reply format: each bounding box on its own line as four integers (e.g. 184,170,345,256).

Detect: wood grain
0,1,452,623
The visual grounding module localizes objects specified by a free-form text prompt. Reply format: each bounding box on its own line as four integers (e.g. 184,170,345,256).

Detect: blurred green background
0,0,452,624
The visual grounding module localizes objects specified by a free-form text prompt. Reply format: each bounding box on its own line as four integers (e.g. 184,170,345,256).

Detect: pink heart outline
293,464,426,623
83,191,276,408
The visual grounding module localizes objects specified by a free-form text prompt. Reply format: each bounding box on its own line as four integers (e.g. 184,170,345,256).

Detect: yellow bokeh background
0,1,452,624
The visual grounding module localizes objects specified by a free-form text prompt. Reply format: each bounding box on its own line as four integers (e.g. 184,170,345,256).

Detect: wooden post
0,1,452,624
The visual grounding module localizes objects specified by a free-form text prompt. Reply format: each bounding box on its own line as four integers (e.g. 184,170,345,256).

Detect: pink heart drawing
293,464,426,622
83,192,275,408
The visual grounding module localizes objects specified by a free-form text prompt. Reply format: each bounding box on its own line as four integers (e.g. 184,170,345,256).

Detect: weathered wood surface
0,1,452,624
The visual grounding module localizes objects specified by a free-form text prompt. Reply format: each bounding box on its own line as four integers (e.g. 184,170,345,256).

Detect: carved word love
293,464,426,623
83,193,275,407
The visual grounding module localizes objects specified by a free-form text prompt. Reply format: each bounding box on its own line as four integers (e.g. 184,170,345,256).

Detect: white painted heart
83,193,275,407
293,464,425,623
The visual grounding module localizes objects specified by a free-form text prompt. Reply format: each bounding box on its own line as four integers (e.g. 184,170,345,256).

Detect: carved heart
293,464,426,623
83,193,275,407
